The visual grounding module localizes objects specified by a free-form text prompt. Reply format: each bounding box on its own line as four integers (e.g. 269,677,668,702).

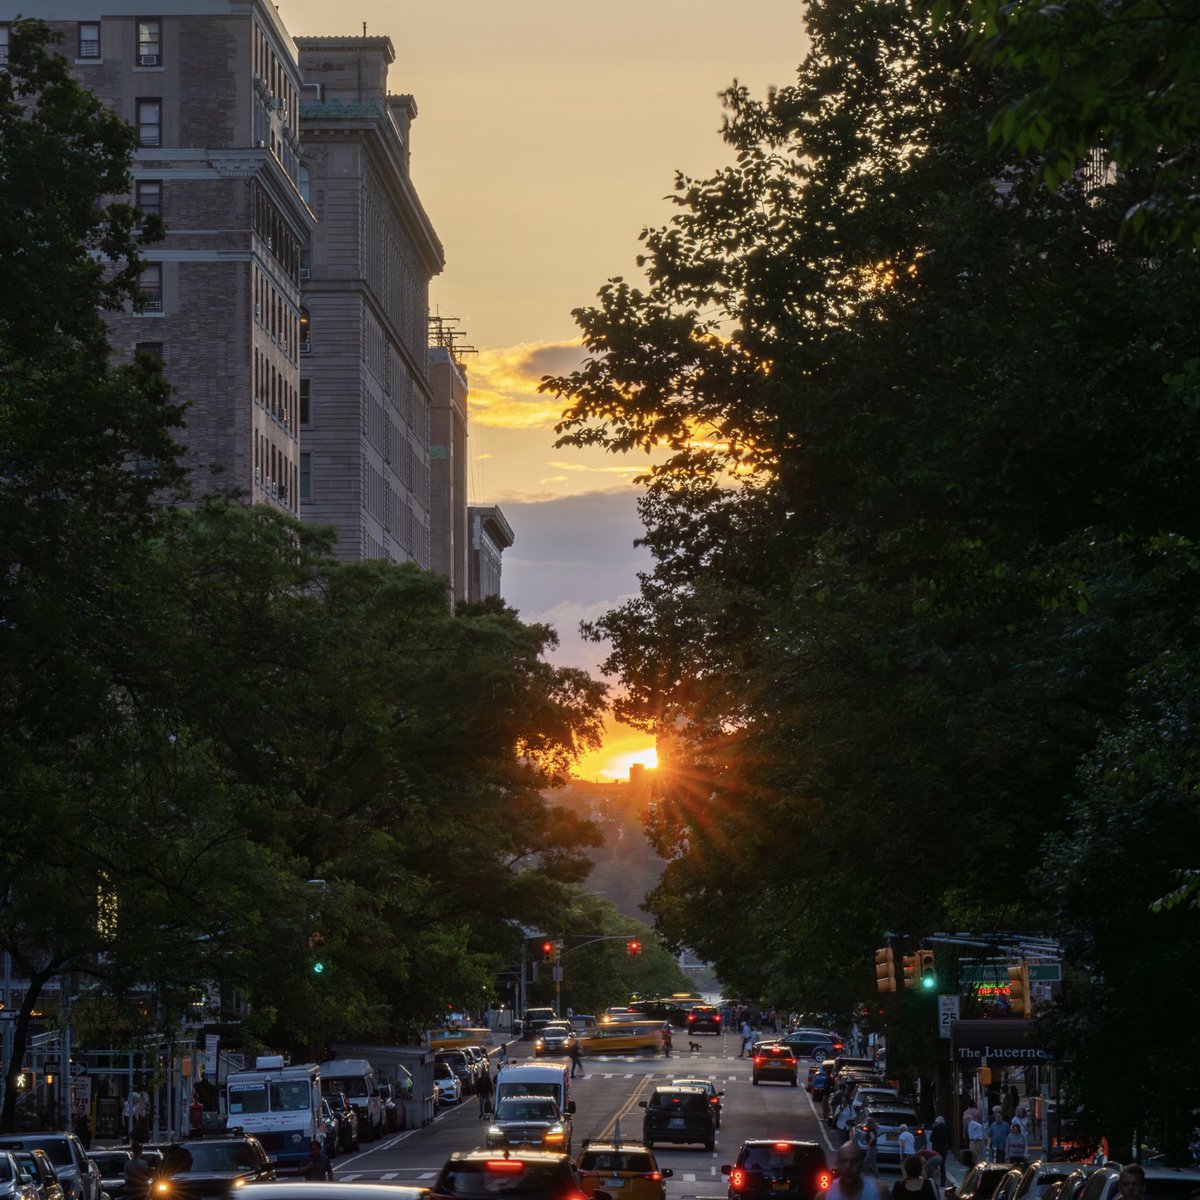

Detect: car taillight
818,1173,832,1191
486,1161,525,1173
731,1170,746,1190
643,1173,662,1182
710,1096,719,1104
753,1056,763,1065
774,1144,792,1151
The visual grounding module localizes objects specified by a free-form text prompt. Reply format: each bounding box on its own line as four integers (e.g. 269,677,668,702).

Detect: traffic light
13,1068,35,1091
1008,960,1031,1016
874,947,896,993
309,930,326,975
541,940,554,963
918,948,937,990
627,938,642,957
901,953,918,989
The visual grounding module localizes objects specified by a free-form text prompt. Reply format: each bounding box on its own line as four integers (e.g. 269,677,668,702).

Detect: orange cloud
468,340,587,429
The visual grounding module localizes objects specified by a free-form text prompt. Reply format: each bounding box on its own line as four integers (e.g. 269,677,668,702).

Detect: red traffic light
627,938,642,956
541,941,553,962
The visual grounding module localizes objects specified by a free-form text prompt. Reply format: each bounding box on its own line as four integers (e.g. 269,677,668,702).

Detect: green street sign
1028,963,1062,982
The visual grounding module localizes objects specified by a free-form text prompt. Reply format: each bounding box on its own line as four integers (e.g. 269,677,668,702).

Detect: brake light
818,1173,832,1191
753,1056,764,1065
774,1144,792,1151
710,1096,719,1104
643,1173,662,1182
486,1161,525,1173
731,1170,746,1190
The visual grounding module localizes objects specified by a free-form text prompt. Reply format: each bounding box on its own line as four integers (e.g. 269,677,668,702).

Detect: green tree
542,0,1200,1141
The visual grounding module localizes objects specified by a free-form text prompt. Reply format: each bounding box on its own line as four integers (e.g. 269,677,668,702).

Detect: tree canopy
542,0,1200,1152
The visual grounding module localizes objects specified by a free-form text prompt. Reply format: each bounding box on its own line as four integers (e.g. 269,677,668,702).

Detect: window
137,263,162,312
299,306,311,352
137,98,161,147
299,378,310,426
137,18,161,66
0,24,9,68
135,179,162,216
78,22,100,58
299,453,311,502
134,341,163,361
298,164,311,206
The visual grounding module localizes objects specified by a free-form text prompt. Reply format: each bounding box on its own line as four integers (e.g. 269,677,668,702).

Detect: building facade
428,342,470,601
296,36,444,564
25,0,314,512
468,506,514,602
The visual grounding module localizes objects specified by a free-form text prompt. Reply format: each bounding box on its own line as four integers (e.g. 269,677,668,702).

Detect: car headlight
487,1127,502,1138
544,1126,566,1143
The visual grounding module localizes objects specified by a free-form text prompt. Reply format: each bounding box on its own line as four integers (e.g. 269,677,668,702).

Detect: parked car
325,1093,359,1153
780,1032,842,1062
429,1150,584,1200
669,1077,724,1127
721,1141,829,1200
639,1086,715,1151
433,1062,462,1107
576,1141,671,1200
751,1045,799,1086
17,1150,65,1200
808,1060,835,1098
992,1169,1028,1200
0,1136,100,1200
1074,1166,1200,1200
1047,1168,1103,1200
435,1051,476,1096
0,1151,40,1200
485,1097,572,1153
946,1163,1019,1200
855,1105,925,1164
1013,1162,1092,1200
849,1085,901,1111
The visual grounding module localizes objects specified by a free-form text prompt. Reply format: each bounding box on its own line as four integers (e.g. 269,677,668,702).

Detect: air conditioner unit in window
300,341,311,355
299,267,311,281
138,53,159,66
275,96,286,111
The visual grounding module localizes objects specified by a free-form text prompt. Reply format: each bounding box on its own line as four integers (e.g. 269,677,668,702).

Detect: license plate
606,1180,625,1189
773,1184,790,1192
669,1118,685,1129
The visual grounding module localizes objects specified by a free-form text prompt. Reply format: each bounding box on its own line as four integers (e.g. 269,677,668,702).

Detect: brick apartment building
6,3,512,593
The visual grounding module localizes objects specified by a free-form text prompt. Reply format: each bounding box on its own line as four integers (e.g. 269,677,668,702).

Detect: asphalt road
330,1031,843,1200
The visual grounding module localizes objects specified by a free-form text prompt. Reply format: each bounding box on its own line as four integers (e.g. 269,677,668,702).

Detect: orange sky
284,0,808,778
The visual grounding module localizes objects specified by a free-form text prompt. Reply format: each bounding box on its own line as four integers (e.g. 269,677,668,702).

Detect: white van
225,1057,323,1167
319,1058,384,1142
493,1062,575,1118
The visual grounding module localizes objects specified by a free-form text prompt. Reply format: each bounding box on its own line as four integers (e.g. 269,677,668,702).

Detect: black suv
685,1007,723,1035
148,1137,274,1200
639,1087,715,1151
430,1150,585,1200
521,1008,559,1040
721,1142,829,1200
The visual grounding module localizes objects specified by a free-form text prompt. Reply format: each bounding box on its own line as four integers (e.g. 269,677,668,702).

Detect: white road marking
339,1175,360,1182
684,1174,697,1182
419,1173,438,1180
624,1073,633,1079
381,1173,399,1180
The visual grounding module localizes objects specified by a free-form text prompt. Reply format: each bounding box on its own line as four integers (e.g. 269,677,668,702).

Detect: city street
330,1032,829,1200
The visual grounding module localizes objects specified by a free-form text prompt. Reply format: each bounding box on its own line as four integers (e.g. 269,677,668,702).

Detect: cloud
467,340,587,429
540,475,569,484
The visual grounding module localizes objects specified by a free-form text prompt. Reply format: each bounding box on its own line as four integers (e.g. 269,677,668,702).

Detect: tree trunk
1,967,58,1134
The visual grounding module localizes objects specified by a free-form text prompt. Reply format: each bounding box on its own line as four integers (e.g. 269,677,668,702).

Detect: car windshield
178,1144,257,1172
2,1140,72,1168
651,1092,707,1113
436,1161,572,1197
271,1082,311,1112
330,1078,369,1097
0,1159,12,1182
740,1148,819,1171
91,1154,130,1174
228,1085,269,1115
579,1153,653,1173
495,1101,558,1122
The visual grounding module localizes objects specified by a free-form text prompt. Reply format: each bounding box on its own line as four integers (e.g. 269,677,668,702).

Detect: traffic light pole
550,935,647,1017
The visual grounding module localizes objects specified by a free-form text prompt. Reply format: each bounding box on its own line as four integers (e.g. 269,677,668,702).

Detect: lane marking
419,1172,437,1180
381,1173,398,1180
596,1074,653,1142
339,1175,360,1182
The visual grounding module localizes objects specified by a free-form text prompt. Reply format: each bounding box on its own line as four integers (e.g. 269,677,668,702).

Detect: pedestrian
918,1149,943,1187
740,1019,753,1058
1117,1167,1145,1200
302,1139,333,1181
476,1067,494,1117
898,1125,916,1160
928,1117,950,1186
123,1143,151,1200
838,1098,858,1138
569,1039,583,1078
1007,1117,1028,1163
497,1042,509,1067
817,1142,888,1200
1002,1087,1019,1122
891,1155,936,1200
967,1114,985,1167
662,1024,673,1056
189,1098,204,1136
988,1112,1009,1163
856,1117,879,1176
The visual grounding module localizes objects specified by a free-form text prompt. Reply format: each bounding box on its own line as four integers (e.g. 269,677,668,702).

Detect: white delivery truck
493,1062,575,1118
224,1057,323,1168
319,1058,385,1142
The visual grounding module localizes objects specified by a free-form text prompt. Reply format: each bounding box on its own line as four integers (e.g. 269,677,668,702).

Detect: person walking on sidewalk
966,1114,986,1167
988,1112,1010,1163
891,1156,935,1200
929,1117,951,1186
477,1067,494,1117
569,1040,584,1078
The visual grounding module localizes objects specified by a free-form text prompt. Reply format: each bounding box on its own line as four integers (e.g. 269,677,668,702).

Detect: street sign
0,1011,17,1021
1028,963,1062,982
938,994,960,1039
69,1062,88,1078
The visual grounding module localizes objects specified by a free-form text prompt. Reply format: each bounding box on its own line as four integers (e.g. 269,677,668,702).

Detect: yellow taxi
576,1140,673,1200
578,1023,662,1055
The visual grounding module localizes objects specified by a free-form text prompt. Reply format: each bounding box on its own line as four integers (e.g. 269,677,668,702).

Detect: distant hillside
548,775,666,922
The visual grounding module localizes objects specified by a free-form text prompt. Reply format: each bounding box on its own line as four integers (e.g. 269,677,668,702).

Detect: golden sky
284,0,808,777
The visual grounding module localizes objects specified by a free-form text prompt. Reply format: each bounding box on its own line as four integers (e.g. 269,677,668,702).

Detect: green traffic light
921,973,936,989
312,961,325,974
